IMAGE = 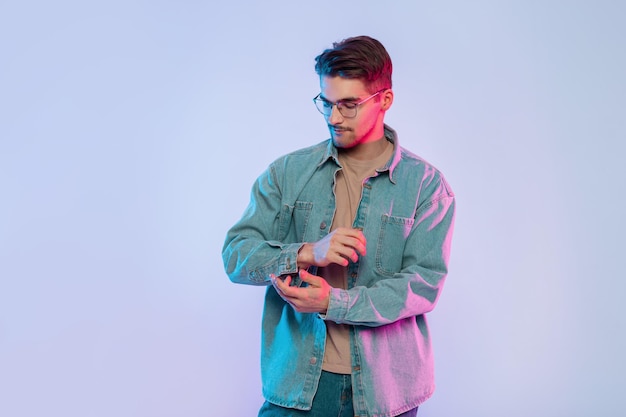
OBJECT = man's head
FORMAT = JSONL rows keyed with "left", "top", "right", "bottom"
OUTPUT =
{"left": 314, "top": 36, "right": 394, "bottom": 152}
{"left": 314, "top": 35, "right": 392, "bottom": 94}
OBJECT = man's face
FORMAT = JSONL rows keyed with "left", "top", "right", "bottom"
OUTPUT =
{"left": 319, "top": 76, "right": 389, "bottom": 149}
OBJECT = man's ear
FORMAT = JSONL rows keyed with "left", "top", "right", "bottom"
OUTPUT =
{"left": 381, "top": 89, "right": 394, "bottom": 111}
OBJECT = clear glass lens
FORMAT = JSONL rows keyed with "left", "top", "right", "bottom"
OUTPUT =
{"left": 314, "top": 97, "right": 333, "bottom": 116}
{"left": 337, "top": 102, "right": 358, "bottom": 118}
{"left": 313, "top": 96, "right": 358, "bottom": 118}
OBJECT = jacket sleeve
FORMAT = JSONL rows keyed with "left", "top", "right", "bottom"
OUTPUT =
{"left": 324, "top": 178, "right": 456, "bottom": 326}
{"left": 222, "top": 163, "right": 302, "bottom": 285}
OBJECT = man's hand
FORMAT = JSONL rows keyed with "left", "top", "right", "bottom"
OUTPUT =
{"left": 298, "top": 227, "right": 367, "bottom": 269}
{"left": 271, "top": 269, "right": 331, "bottom": 313}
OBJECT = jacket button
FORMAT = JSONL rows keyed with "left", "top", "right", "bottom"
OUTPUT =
{"left": 320, "top": 221, "right": 327, "bottom": 230}
{"left": 310, "top": 357, "right": 317, "bottom": 365}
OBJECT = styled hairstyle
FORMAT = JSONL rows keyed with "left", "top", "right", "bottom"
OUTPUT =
{"left": 314, "top": 36, "right": 393, "bottom": 93}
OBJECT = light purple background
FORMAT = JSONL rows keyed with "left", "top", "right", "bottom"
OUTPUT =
{"left": 1, "top": 1, "right": 624, "bottom": 416}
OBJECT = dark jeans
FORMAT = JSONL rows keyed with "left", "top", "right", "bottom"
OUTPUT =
{"left": 258, "top": 371, "right": 418, "bottom": 417}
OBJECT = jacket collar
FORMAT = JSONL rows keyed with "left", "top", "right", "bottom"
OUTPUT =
{"left": 319, "top": 124, "right": 400, "bottom": 184}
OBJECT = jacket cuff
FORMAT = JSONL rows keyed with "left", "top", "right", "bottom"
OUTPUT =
{"left": 249, "top": 242, "right": 303, "bottom": 283}
{"left": 322, "top": 287, "right": 349, "bottom": 323}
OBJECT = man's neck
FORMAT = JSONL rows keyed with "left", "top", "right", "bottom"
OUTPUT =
{"left": 339, "top": 136, "right": 389, "bottom": 161}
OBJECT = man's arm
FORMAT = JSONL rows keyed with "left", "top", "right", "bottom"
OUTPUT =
{"left": 270, "top": 227, "right": 368, "bottom": 312}
{"left": 323, "top": 191, "right": 456, "bottom": 327}
{"left": 269, "top": 187, "right": 455, "bottom": 324}
{"left": 222, "top": 164, "right": 302, "bottom": 285}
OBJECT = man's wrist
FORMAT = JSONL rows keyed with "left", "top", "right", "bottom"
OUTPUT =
{"left": 297, "top": 243, "right": 313, "bottom": 269}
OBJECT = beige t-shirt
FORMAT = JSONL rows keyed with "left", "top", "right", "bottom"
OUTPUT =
{"left": 321, "top": 140, "right": 393, "bottom": 374}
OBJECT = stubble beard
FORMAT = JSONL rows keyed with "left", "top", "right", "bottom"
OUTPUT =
{"left": 330, "top": 126, "right": 355, "bottom": 149}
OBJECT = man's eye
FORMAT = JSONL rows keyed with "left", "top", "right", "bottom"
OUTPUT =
{"left": 322, "top": 100, "right": 333, "bottom": 108}
{"left": 340, "top": 102, "right": 358, "bottom": 110}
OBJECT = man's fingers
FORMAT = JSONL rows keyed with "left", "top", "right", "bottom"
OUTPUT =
{"left": 271, "top": 271, "right": 331, "bottom": 314}
{"left": 335, "top": 233, "right": 367, "bottom": 256}
{"left": 299, "top": 269, "right": 321, "bottom": 286}
{"left": 341, "top": 228, "right": 367, "bottom": 246}
{"left": 271, "top": 274, "right": 292, "bottom": 297}
{"left": 310, "top": 227, "right": 368, "bottom": 267}
{"left": 334, "top": 243, "right": 363, "bottom": 264}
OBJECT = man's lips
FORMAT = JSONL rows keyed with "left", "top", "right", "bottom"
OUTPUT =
{"left": 330, "top": 126, "right": 351, "bottom": 133}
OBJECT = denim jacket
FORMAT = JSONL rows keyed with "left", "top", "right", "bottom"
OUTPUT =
{"left": 222, "top": 125, "right": 455, "bottom": 417}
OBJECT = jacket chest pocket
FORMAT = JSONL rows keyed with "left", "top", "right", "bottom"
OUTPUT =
{"left": 279, "top": 201, "right": 313, "bottom": 243}
{"left": 375, "top": 214, "right": 414, "bottom": 276}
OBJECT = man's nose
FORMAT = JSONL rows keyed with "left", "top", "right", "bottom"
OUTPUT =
{"left": 328, "top": 104, "right": 344, "bottom": 125}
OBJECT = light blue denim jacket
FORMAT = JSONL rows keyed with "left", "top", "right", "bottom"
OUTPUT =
{"left": 222, "top": 125, "right": 455, "bottom": 417}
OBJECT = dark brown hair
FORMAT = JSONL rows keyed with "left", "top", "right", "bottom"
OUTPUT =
{"left": 314, "top": 36, "right": 393, "bottom": 93}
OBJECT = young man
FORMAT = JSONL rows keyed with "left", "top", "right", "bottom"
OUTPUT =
{"left": 222, "top": 36, "right": 455, "bottom": 417}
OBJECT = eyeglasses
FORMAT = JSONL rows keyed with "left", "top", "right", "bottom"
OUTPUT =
{"left": 313, "top": 89, "right": 386, "bottom": 119}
